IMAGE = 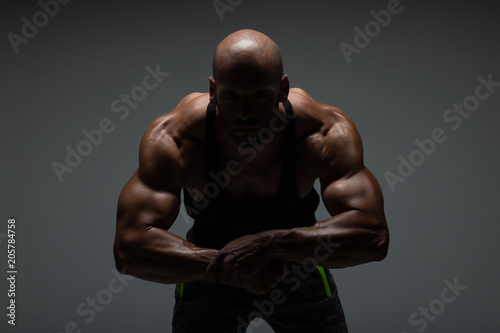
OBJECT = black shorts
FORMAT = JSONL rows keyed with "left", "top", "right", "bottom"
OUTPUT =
{"left": 172, "top": 263, "right": 348, "bottom": 333}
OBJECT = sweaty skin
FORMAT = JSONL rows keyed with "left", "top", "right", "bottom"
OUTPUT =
{"left": 113, "top": 29, "right": 389, "bottom": 295}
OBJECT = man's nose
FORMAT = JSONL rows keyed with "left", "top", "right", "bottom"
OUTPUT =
{"left": 236, "top": 108, "right": 254, "bottom": 121}
{"left": 237, "top": 112, "right": 252, "bottom": 121}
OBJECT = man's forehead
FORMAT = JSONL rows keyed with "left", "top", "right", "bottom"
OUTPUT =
{"left": 215, "top": 66, "right": 278, "bottom": 87}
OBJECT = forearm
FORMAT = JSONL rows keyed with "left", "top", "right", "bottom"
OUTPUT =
{"left": 115, "top": 226, "right": 218, "bottom": 284}
{"left": 265, "top": 210, "right": 389, "bottom": 268}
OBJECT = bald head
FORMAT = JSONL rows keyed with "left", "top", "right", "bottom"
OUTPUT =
{"left": 212, "top": 29, "right": 283, "bottom": 82}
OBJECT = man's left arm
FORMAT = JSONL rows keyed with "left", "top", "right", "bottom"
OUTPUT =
{"left": 206, "top": 109, "right": 389, "bottom": 286}
{"left": 267, "top": 166, "right": 389, "bottom": 268}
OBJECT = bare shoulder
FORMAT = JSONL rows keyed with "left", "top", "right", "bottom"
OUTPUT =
{"left": 288, "top": 88, "right": 364, "bottom": 180}
{"left": 145, "top": 92, "right": 209, "bottom": 143}
{"left": 138, "top": 92, "right": 210, "bottom": 190}
{"left": 288, "top": 88, "right": 354, "bottom": 134}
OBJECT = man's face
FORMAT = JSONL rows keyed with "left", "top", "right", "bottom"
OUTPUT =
{"left": 210, "top": 65, "right": 287, "bottom": 145}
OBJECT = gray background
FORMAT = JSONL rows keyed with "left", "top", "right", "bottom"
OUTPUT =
{"left": 1, "top": 0, "right": 499, "bottom": 332}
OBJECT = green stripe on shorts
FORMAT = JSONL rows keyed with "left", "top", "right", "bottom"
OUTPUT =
{"left": 177, "top": 267, "right": 331, "bottom": 299}
{"left": 317, "top": 266, "right": 332, "bottom": 297}
{"left": 177, "top": 282, "right": 184, "bottom": 299}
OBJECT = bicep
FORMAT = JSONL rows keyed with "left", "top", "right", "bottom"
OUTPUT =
{"left": 113, "top": 169, "right": 182, "bottom": 273}
{"left": 116, "top": 124, "right": 184, "bottom": 235}
{"left": 116, "top": 171, "right": 181, "bottom": 233}
{"left": 317, "top": 111, "right": 385, "bottom": 224}
{"left": 320, "top": 167, "right": 385, "bottom": 220}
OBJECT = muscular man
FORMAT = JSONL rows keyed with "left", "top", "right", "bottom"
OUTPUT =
{"left": 114, "top": 29, "right": 389, "bottom": 332}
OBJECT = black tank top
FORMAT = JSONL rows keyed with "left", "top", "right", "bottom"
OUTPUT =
{"left": 183, "top": 100, "right": 320, "bottom": 250}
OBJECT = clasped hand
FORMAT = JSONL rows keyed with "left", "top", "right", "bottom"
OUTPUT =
{"left": 205, "top": 233, "right": 287, "bottom": 295}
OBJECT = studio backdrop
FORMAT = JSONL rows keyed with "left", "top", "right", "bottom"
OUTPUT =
{"left": 1, "top": 0, "right": 499, "bottom": 332}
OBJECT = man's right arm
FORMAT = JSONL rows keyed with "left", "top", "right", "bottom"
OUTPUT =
{"left": 113, "top": 117, "right": 217, "bottom": 284}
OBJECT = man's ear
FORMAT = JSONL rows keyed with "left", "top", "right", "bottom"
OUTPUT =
{"left": 209, "top": 77, "right": 217, "bottom": 104}
{"left": 279, "top": 75, "right": 290, "bottom": 102}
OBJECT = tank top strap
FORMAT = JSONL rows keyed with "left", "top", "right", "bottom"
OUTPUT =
{"left": 205, "top": 102, "right": 220, "bottom": 175}
{"left": 278, "top": 100, "right": 300, "bottom": 198}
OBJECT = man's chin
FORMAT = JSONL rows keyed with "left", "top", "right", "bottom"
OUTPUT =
{"left": 231, "top": 133, "right": 260, "bottom": 147}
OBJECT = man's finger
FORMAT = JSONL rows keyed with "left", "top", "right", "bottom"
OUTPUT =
{"left": 205, "top": 253, "right": 225, "bottom": 282}
{"left": 214, "top": 253, "right": 239, "bottom": 284}
{"left": 228, "top": 262, "right": 243, "bottom": 287}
